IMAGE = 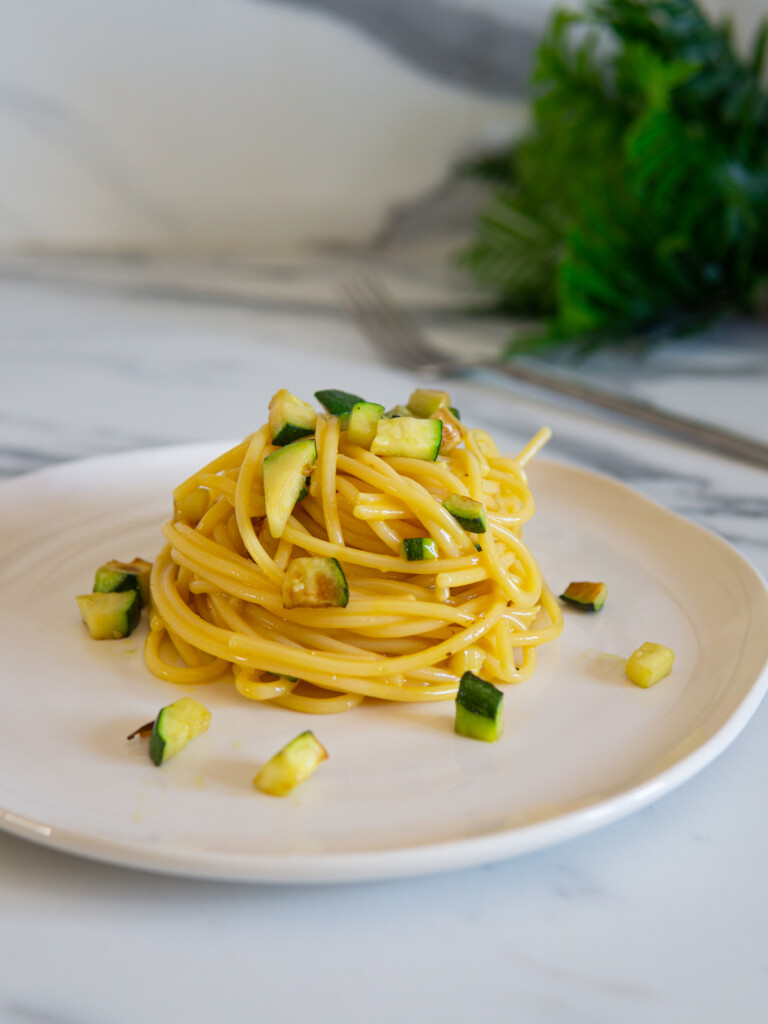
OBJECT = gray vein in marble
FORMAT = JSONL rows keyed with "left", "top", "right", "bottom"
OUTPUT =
{"left": 0, "top": 412, "right": 165, "bottom": 479}
{"left": 4, "top": 1004, "right": 96, "bottom": 1024}
{"left": 0, "top": 82, "right": 183, "bottom": 237}
{"left": 254, "top": 0, "right": 537, "bottom": 97}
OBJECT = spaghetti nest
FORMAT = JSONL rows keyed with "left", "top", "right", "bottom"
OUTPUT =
{"left": 145, "top": 390, "right": 563, "bottom": 713}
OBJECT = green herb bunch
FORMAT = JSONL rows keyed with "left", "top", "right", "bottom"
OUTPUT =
{"left": 459, "top": 0, "right": 768, "bottom": 354}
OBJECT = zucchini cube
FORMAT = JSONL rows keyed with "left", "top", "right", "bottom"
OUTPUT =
{"left": 401, "top": 537, "right": 438, "bottom": 561}
{"left": 625, "top": 642, "right": 675, "bottom": 688}
{"left": 369, "top": 417, "right": 442, "bottom": 461}
{"left": 315, "top": 389, "right": 366, "bottom": 428}
{"left": 442, "top": 494, "right": 487, "bottom": 534}
{"left": 254, "top": 731, "right": 328, "bottom": 796}
{"left": 455, "top": 671, "right": 504, "bottom": 742}
{"left": 407, "top": 388, "right": 451, "bottom": 418}
{"left": 347, "top": 401, "right": 385, "bottom": 448}
{"left": 560, "top": 581, "right": 608, "bottom": 611}
{"left": 76, "top": 589, "right": 141, "bottom": 640}
{"left": 268, "top": 388, "right": 317, "bottom": 446}
{"left": 149, "top": 697, "right": 212, "bottom": 765}
{"left": 93, "top": 557, "right": 152, "bottom": 607}
{"left": 282, "top": 556, "right": 349, "bottom": 608}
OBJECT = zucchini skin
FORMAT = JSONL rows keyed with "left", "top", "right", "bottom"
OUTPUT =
{"left": 401, "top": 537, "right": 438, "bottom": 561}
{"left": 76, "top": 590, "right": 141, "bottom": 640}
{"left": 455, "top": 671, "right": 504, "bottom": 742}
{"left": 269, "top": 389, "right": 317, "bottom": 446}
{"left": 314, "top": 389, "right": 365, "bottom": 419}
{"left": 560, "top": 581, "right": 608, "bottom": 611}
{"left": 149, "top": 697, "right": 212, "bottom": 765}
{"left": 93, "top": 557, "right": 152, "bottom": 607}
{"left": 442, "top": 494, "right": 488, "bottom": 534}
{"left": 282, "top": 556, "right": 349, "bottom": 608}
{"left": 272, "top": 422, "right": 315, "bottom": 447}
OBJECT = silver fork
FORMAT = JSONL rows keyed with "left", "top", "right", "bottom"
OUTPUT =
{"left": 340, "top": 276, "right": 768, "bottom": 470}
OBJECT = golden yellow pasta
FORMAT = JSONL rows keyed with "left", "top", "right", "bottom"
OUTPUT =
{"left": 145, "top": 389, "right": 563, "bottom": 713}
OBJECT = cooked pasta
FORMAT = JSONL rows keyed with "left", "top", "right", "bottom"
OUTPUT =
{"left": 145, "top": 389, "right": 563, "bottom": 713}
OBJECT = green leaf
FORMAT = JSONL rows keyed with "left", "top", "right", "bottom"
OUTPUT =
{"left": 458, "top": 0, "right": 768, "bottom": 353}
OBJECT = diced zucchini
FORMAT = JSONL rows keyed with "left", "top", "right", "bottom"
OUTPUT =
{"left": 625, "top": 642, "right": 675, "bottom": 688}
{"left": 268, "top": 389, "right": 317, "bottom": 446}
{"left": 449, "top": 406, "right": 461, "bottom": 421}
{"left": 262, "top": 436, "right": 318, "bottom": 538}
{"left": 560, "top": 581, "right": 608, "bottom": 611}
{"left": 407, "top": 388, "right": 451, "bottom": 418}
{"left": 149, "top": 696, "right": 211, "bottom": 765}
{"left": 93, "top": 557, "right": 152, "bottom": 607}
{"left": 174, "top": 487, "right": 211, "bottom": 526}
{"left": 76, "top": 590, "right": 141, "bottom": 640}
{"left": 346, "top": 401, "right": 384, "bottom": 448}
{"left": 401, "top": 537, "right": 438, "bottom": 561}
{"left": 442, "top": 494, "right": 487, "bottom": 533}
{"left": 315, "top": 389, "right": 365, "bottom": 427}
{"left": 254, "top": 730, "right": 328, "bottom": 796}
{"left": 383, "top": 404, "right": 414, "bottom": 418}
{"left": 455, "top": 671, "right": 504, "bottom": 742}
{"left": 282, "top": 556, "right": 349, "bottom": 608}
{"left": 369, "top": 416, "right": 442, "bottom": 460}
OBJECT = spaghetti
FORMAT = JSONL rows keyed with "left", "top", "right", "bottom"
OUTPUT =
{"left": 145, "top": 390, "right": 563, "bottom": 713}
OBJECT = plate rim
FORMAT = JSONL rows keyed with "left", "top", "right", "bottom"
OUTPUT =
{"left": 1, "top": 443, "right": 767, "bottom": 883}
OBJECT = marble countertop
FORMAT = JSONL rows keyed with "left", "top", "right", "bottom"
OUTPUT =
{"left": 1, "top": 253, "right": 768, "bottom": 1023}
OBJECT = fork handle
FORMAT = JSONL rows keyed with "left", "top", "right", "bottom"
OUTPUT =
{"left": 466, "top": 360, "right": 768, "bottom": 470}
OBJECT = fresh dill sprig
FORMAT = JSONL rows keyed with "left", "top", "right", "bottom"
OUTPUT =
{"left": 459, "top": 0, "right": 768, "bottom": 355}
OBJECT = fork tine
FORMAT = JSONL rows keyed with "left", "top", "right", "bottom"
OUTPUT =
{"left": 339, "top": 277, "right": 456, "bottom": 376}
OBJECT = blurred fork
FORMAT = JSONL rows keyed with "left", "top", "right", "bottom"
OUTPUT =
{"left": 340, "top": 276, "right": 768, "bottom": 470}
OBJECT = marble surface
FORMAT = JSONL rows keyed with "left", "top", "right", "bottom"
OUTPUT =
{"left": 1, "top": 253, "right": 768, "bottom": 1022}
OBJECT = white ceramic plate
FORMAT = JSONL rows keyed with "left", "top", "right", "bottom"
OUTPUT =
{"left": 1, "top": 444, "right": 766, "bottom": 883}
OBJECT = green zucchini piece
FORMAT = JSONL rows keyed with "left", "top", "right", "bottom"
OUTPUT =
{"left": 407, "top": 388, "right": 451, "bottom": 418}
{"left": 282, "top": 556, "right": 349, "bottom": 608}
{"left": 76, "top": 590, "right": 141, "bottom": 640}
{"left": 455, "top": 671, "right": 504, "bottom": 742}
{"left": 346, "top": 401, "right": 385, "bottom": 447}
{"left": 401, "top": 537, "right": 438, "bottom": 561}
{"left": 93, "top": 558, "right": 152, "bottom": 608}
{"left": 149, "top": 696, "right": 212, "bottom": 765}
{"left": 383, "top": 404, "right": 413, "bottom": 418}
{"left": 560, "top": 581, "right": 608, "bottom": 611}
{"left": 369, "top": 416, "right": 442, "bottom": 460}
{"left": 174, "top": 487, "right": 211, "bottom": 526}
{"left": 262, "top": 436, "right": 318, "bottom": 538}
{"left": 442, "top": 494, "right": 487, "bottom": 533}
{"left": 449, "top": 406, "right": 461, "bottom": 421}
{"left": 315, "top": 389, "right": 366, "bottom": 427}
{"left": 268, "top": 389, "right": 317, "bottom": 446}
{"left": 254, "top": 730, "right": 328, "bottom": 797}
